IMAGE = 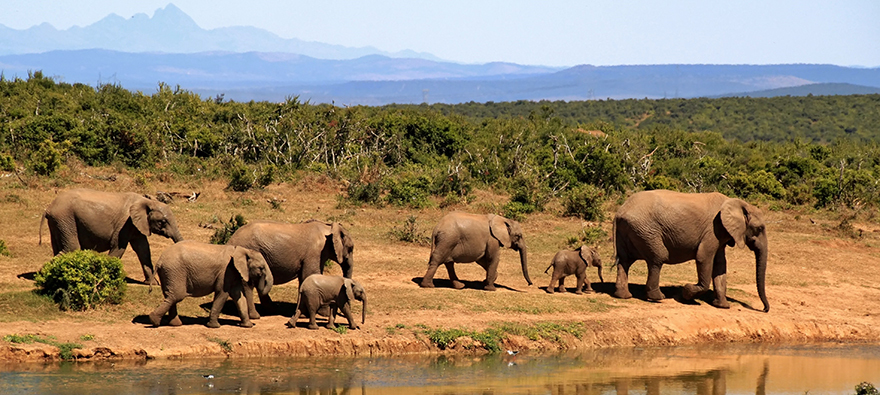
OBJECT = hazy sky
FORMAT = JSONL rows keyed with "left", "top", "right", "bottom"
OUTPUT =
{"left": 1, "top": 1, "right": 878, "bottom": 67}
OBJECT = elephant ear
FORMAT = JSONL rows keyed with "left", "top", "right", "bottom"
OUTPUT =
{"left": 720, "top": 199, "right": 748, "bottom": 247}
{"left": 231, "top": 247, "right": 250, "bottom": 284}
{"left": 590, "top": 248, "right": 602, "bottom": 267}
{"left": 129, "top": 199, "right": 152, "bottom": 236}
{"left": 577, "top": 246, "right": 589, "bottom": 264}
{"left": 488, "top": 215, "right": 511, "bottom": 247}
{"left": 343, "top": 278, "right": 355, "bottom": 302}
{"left": 330, "top": 222, "right": 350, "bottom": 262}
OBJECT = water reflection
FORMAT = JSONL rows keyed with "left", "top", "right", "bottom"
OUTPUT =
{"left": 1, "top": 343, "right": 879, "bottom": 394}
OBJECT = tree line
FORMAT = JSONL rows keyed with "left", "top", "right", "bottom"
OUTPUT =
{"left": 1, "top": 71, "right": 879, "bottom": 221}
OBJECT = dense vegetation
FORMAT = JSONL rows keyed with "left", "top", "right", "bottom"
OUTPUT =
{"left": 2, "top": 71, "right": 879, "bottom": 219}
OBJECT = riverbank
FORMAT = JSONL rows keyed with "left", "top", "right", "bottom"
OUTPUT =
{"left": 1, "top": 175, "right": 880, "bottom": 362}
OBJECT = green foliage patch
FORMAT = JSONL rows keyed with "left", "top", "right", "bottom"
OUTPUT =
{"left": 209, "top": 214, "right": 247, "bottom": 244}
{"left": 3, "top": 333, "right": 83, "bottom": 360}
{"left": 34, "top": 250, "right": 126, "bottom": 311}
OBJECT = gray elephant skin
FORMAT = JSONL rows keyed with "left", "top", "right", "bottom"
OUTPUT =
{"left": 41, "top": 188, "right": 183, "bottom": 284}
{"left": 226, "top": 219, "right": 354, "bottom": 316}
{"left": 149, "top": 240, "right": 273, "bottom": 328}
{"left": 286, "top": 274, "right": 366, "bottom": 330}
{"left": 613, "top": 189, "right": 769, "bottom": 312}
{"left": 420, "top": 212, "right": 532, "bottom": 291}
{"left": 544, "top": 245, "right": 604, "bottom": 294}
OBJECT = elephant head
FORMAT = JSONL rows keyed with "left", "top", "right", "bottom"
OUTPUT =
{"left": 326, "top": 222, "right": 355, "bottom": 278}
{"left": 721, "top": 199, "right": 769, "bottom": 312}
{"left": 343, "top": 278, "right": 366, "bottom": 324}
{"left": 228, "top": 246, "right": 274, "bottom": 297}
{"left": 131, "top": 197, "right": 184, "bottom": 243}
{"left": 489, "top": 215, "right": 532, "bottom": 286}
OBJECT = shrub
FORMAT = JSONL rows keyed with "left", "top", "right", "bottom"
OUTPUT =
{"left": 346, "top": 180, "right": 382, "bottom": 205}
{"left": 566, "top": 224, "right": 608, "bottom": 248}
{"left": 30, "top": 139, "right": 69, "bottom": 176}
{"left": 0, "top": 153, "right": 15, "bottom": 171}
{"left": 0, "top": 240, "right": 11, "bottom": 257}
{"left": 210, "top": 214, "right": 247, "bottom": 244}
{"left": 384, "top": 173, "right": 432, "bottom": 208}
{"left": 390, "top": 215, "right": 431, "bottom": 245}
{"left": 561, "top": 184, "right": 606, "bottom": 221}
{"left": 34, "top": 250, "right": 126, "bottom": 311}
{"left": 227, "top": 161, "right": 255, "bottom": 192}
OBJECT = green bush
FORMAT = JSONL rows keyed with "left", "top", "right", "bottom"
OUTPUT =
{"left": 227, "top": 161, "right": 256, "bottom": 192}
{"left": 346, "top": 180, "right": 382, "bottom": 205}
{"left": 384, "top": 173, "right": 432, "bottom": 208}
{"left": 0, "top": 240, "right": 11, "bottom": 257}
{"left": 0, "top": 153, "right": 15, "bottom": 171}
{"left": 29, "top": 139, "right": 69, "bottom": 176}
{"left": 561, "top": 184, "right": 606, "bottom": 221}
{"left": 390, "top": 215, "right": 431, "bottom": 245}
{"left": 210, "top": 214, "right": 247, "bottom": 244}
{"left": 34, "top": 250, "right": 126, "bottom": 311}
{"left": 566, "top": 224, "right": 608, "bottom": 248}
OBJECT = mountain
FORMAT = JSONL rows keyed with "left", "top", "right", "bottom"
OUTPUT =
{"left": 2, "top": 50, "right": 878, "bottom": 104}
{"left": 0, "top": 4, "right": 440, "bottom": 61}
{"left": 715, "top": 82, "right": 880, "bottom": 98}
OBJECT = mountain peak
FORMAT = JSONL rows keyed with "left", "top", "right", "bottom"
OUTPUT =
{"left": 151, "top": 3, "right": 200, "bottom": 30}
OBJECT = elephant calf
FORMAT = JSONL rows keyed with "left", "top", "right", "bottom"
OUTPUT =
{"left": 286, "top": 275, "right": 366, "bottom": 330}
{"left": 149, "top": 241, "right": 273, "bottom": 328}
{"left": 544, "top": 245, "right": 604, "bottom": 294}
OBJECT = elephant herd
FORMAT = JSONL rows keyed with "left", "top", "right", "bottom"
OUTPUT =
{"left": 38, "top": 187, "right": 769, "bottom": 331}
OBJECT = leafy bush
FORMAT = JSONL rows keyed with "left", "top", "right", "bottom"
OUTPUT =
{"left": 566, "top": 224, "right": 608, "bottom": 248}
{"left": 384, "top": 173, "right": 432, "bottom": 208}
{"left": 0, "top": 153, "right": 15, "bottom": 171}
{"left": 227, "top": 161, "right": 256, "bottom": 192}
{"left": 390, "top": 215, "right": 431, "bottom": 245}
{"left": 0, "top": 240, "right": 11, "bottom": 257}
{"left": 346, "top": 180, "right": 382, "bottom": 205}
{"left": 210, "top": 214, "right": 247, "bottom": 244}
{"left": 30, "top": 139, "right": 69, "bottom": 176}
{"left": 34, "top": 250, "right": 126, "bottom": 311}
{"left": 562, "top": 184, "right": 606, "bottom": 221}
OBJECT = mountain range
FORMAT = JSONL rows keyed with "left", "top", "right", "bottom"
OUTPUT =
{"left": 1, "top": 4, "right": 878, "bottom": 105}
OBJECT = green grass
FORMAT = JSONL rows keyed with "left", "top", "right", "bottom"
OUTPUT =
{"left": 207, "top": 336, "right": 233, "bottom": 352}
{"left": 2, "top": 333, "right": 83, "bottom": 360}
{"left": 421, "top": 321, "right": 592, "bottom": 353}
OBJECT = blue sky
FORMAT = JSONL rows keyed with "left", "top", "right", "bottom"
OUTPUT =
{"left": 2, "top": 1, "right": 878, "bottom": 67}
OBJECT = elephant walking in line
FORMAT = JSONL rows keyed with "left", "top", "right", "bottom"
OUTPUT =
{"left": 149, "top": 241, "right": 273, "bottom": 328}
{"left": 286, "top": 274, "right": 366, "bottom": 330}
{"left": 41, "top": 188, "right": 184, "bottom": 284}
{"left": 420, "top": 212, "right": 532, "bottom": 291}
{"left": 226, "top": 219, "right": 354, "bottom": 317}
{"left": 612, "top": 189, "right": 769, "bottom": 312}
{"left": 544, "top": 245, "right": 604, "bottom": 294}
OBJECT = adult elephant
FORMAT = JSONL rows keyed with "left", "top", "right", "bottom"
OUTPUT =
{"left": 226, "top": 219, "right": 354, "bottom": 317}
{"left": 612, "top": 189, "right": 769, "bottom": 312}
{"left": 419, "top": 212, "right": 532, "bottom": 291}
{"left": 41, "top": 188, "right": 183, "bottom": 284}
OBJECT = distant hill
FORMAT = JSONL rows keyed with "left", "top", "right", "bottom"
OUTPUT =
{"left": 716, "top": 82, "right": 880, "bottom": 98}
{"left": 0, "top": 3, "right": 439, "bottom": 61}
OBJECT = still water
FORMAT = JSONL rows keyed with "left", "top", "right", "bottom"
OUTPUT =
{"left": 1, "top": 343, "right": 879, "bottom": 394}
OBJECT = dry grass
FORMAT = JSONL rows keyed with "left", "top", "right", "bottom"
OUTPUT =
{"left": 2, "top": 165, "right": 880, "bottom": 333}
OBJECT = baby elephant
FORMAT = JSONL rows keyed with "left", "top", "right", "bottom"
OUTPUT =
{"left": 286, "top": 275, "right": 366, "bottom": 330}
{"left": 149, "top": 241, "right": 273, "bottom": 328}
{"left": 545, "top": 245, "right": 604, "bottom": 294}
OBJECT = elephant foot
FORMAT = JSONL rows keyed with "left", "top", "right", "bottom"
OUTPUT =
{"left": 206, "top": 320, "right": 221, "bottom": 329}
{"left": 326, "top": 323, "right": 336, "bottom": 330}
{"left": 169, "top": 317, "right": 182, "bottom": 327}
{"left": 419, "top": 280, "right": 435, "bottom": 288}
{"left": 546, "top": 288, "right": 555, "bottom": 294}
{"left": 349, "top": 324, "right": 359, "bottom": 330}
{"left": 681, "top": 284, "right": 706, "bottom": 300}
{"left": 484, "top": 284, "right": 497, "bottom": 292}
{"left": 574, "top": 290, "right": 583, "bottom": 295}
{"left": 613, "top": 288, "right": 632, "bottom": 299}
{"left": 584, "top": 288, "right": 594, "bottom": 294}
{"left": 285, "top": 320, "right": 297, "bottom": 328}
{"left": 307, "top": 323, "right": 320, "bottom": 330}
{"left": 249, "top": 312, "right": 261, "bottom": 320}
{"left": 148, "top": 313, "right": 162, "bottom": 327}
{"left": 451, "top": 280, "right": 465, "bottom": 290}
{"left": 646, "top": 288, "right": 665, "bottom": 301}
{"left": 712, "top": 298, "right": 731, "bottom": 309}
{"left": 240, "top": 321, "right": 255, "bottom": 328}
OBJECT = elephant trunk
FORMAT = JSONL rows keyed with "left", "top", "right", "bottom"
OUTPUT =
{"left": 753, "top": 235, "right": 769, "bottom": 313}
{"left": 341, "top": 257, "right": 353, "bottom": 278}
{"left": 361, "top": 295, "right": 367, "bottom": 325}
{"left": 597, "top": 265, "right": 605, "bottom": 284}
{"left": 169, "top": 228, "right": 183, "bottom": 243}
{"left": 519, "top": 246, "right": 532, "bottom": 286}
{"left": 260, "top": 270, "right": 274, "bottom": 297}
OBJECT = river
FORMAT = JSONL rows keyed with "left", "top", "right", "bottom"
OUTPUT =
{"left": 1, "top": 343, "right": 879, "bottom": 394}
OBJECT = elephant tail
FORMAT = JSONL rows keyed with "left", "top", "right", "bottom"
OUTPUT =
{"left": 544, "top": 264, "right": 553, "bottom": 274}
{"left": 610, "top": 217, "right": 619, "bottom": 271}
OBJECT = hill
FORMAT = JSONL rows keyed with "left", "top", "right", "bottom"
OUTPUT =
{"left": 717, "top": 82, "right": 880, "bottom": 98}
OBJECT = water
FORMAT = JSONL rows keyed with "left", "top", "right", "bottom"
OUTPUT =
{"left": 1, "top": 343, "right": 879, "bottom": 394}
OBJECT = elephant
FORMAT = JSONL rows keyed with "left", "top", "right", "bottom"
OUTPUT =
{"left": 148, "top": 240, "right": 273, "bottom": 328}
{"left": 226, "top": 219, "right": 354, "bottom": 317}
{"left": 612, "top": 189, "right": 769, "bottom": 312}
{"left": 544, "top": 245, "right": 604, "bottom": 294}
{"left": 285, "top": 274, "right": 366, "bottom": 330}
{"left": 420, "top": 212, "right": 532, "bottom": 291}
{"left": 40, "top": 188, "right": 183, "bottom": 284}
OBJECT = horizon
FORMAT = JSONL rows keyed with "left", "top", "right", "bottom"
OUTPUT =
{"left": 1, "top": 1, "right": 878, "bottom": 68}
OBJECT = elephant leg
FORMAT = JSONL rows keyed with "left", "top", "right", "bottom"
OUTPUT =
{"left": 168, "top": 303, "right": 182, "bottom": 326}
{"left": 207, "top": 291, "right": 230, "bottom": 328}
{"left": 306, "top": 299, "right": 320, "bottom": 330}
{"left": 229, "top": 287, "right": 254, "bottom": 328}
{"left": 683, "top": 255, "right": 714, "bottom": 300}
{"left": 711, "top": 250, "right": 730, "bottom": 309}
{"left": 340, "top": 302, "right": 359, "bottom": 330}
{"left": 445, "top": 263, "right": 465, "bottom": 289}
{"left": 614, "top": 258, "right": 635, "bottom": 299}
{"left": 482, "top": 256, "right": 499, "bottom": 291}
{"left": 557, "top": 277, "right": 566, "bottom": 293}
{"left": 326, "top": 305, "right": 337, "bottom": 329}
{"left": 149, "top": 297, "right": 182, "bottom": 327}
{"left": 645, "top": 262, "right": 665, "bottom": 301}
{"left": 129, "top": 235, "right": 154, "bottom": 285}
{"left": 547, "top": 269, "right": 559, "bottom": 294}
{"left": 286, "top": 304, "right": 303, "bottom": 328}
{"left": 243, "top": 284, "right": 260, "bottom": 320}
{"left": 578, "top": 272, "right": 590, "bottom": 294}
{"left": 420, "top": 248, "right": 449, "bottom": 288}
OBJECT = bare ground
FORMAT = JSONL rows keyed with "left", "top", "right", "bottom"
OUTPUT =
{"left": 1, "top": 170, "right": 879, "bottom": 362}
